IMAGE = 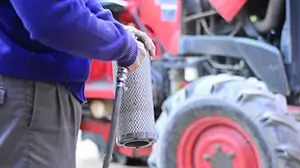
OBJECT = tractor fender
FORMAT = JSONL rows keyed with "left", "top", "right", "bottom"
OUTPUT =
{"left": 148, "top": 74, "right": 300, "bottom": 168}
{"left": 178, "top": 35, "right": 290, "bottom": 95}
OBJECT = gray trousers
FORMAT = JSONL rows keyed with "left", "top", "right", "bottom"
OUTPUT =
{"left": 0, "top": 75, "right": 82, "bottom": 168}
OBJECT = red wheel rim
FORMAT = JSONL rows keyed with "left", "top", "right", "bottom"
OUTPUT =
{"left": 177, "top": 116, "right": 261, "bottom": 168}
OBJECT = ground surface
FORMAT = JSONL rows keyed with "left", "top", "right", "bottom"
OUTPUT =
{"left": 76, "top": 131, "right": 147, "bottom": 168}
{"left": 77, "top": 157, "right": 145, "bottom": 168}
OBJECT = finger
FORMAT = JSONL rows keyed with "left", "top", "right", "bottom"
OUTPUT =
{"left": 142, "top": 36, "right": 156, "bottom": 56}
{"left": 131, "top": 30, "right": 151, "bottom": 47}
{"left": 146, "top": 40, "right": 156, "bottom": 56}
{"left": 137, "top": 41, "right": 148, "bottom": 56}
{"left": 138, "top": 34, "right": 151, "bottom": 48}
{"left": 138, "top": 36, "right": 156, "bottom": 56}
{"left": 129, "top": 28, "right": 156, "bottom": 55}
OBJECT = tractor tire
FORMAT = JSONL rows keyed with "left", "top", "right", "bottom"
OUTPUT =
{"left": 157, "top": 74, "right": 300, "bottom": 168}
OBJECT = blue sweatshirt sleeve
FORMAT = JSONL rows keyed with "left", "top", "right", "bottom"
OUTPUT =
{"left": 9, "top": 0, "right": 138, "bottom": 67}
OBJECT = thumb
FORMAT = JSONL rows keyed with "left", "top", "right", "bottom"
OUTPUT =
{"left": 137, "top": 41, "right": 148, "bottom": 60}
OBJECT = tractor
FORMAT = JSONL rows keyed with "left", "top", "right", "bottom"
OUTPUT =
{"left": 80, "top": 0, "right": 300, "bottom": 167}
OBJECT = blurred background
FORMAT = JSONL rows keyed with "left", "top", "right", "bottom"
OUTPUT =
{"left": 78, "top": 0, "right": 300, "bottom": 168}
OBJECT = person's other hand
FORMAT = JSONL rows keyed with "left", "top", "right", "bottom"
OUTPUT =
{"left": 125, "top": 26, "right": 156, "bottom": 57}
{"left": 127, "top": 41, "right": 148, "bottom": 72}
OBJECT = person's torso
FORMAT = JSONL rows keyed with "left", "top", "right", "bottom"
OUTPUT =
{"left": 0, "top": 1, "right": 91, "bottom": 102}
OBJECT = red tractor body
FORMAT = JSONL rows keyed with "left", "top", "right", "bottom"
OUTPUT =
{"left": 85, "top": 61, "right": 114, "bottom": 99}
{"left": 209, "top": 0, "right": 246, "bottom": 22}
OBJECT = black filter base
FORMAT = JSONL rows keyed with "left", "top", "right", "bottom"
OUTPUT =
{"left": 116, "top": 132, "right": 157, "bottom": 148}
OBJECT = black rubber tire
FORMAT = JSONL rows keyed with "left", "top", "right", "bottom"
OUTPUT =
{"left": 158, "top": 74, "right": 300, "bottom": 168}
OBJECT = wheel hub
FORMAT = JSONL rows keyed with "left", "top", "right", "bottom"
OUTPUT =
{"left": 177, "top": 116, "right": 261, "bottom": 168}
{"left": 205, "top": 145, "right": 234, "bottom": 168}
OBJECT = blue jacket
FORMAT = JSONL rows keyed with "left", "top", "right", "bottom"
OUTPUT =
{"left": 0, "top": 0, "right": 137, "bottom": 102}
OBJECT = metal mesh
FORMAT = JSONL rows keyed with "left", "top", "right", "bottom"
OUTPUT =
{"left": 117, "top": 55, "right": 156, "bottom": 143}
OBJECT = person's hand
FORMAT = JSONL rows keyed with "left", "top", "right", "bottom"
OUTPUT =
{"left": 125, "top": 26, "right": 156, "bottom": 56}
{"left": 127, "top": 41, "right": 148, "bottom": 72}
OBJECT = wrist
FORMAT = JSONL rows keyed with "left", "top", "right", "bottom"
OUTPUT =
{"left": 117, "top": 35, "right": 138, "bottom": 67}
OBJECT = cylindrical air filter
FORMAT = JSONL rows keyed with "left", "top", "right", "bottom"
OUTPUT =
{"left": 116, "top": 54, "right": 157, "bottom": 148}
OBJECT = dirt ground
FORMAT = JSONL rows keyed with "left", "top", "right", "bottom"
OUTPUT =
{"left": 77, "top": 158, "right": 146, "bottom": 168}
{"left": 76, "top": 131, "right": 147, "bottom": 168}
